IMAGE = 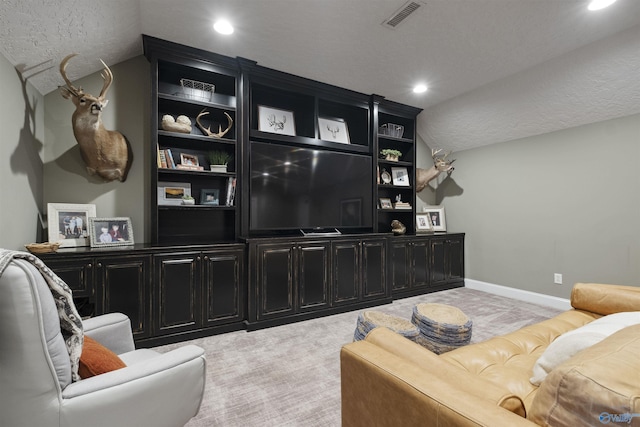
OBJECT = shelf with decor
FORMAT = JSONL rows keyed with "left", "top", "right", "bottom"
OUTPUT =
{"left": 145, "top": 36, "right": 240, "bottom": 245}
{"left": 373, "top": 97, "right": 422, "bottom": 235}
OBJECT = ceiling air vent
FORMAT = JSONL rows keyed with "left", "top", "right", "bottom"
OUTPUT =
{"left": 382, "top": 1, "right": 423, "bottom": 29}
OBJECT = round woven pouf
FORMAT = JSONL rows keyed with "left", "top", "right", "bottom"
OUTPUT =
{"left": 411, "top": 303, "right": 472, "bottom": 354}
{"left": 353, "top": 310, "right": 420, "bottom": 342}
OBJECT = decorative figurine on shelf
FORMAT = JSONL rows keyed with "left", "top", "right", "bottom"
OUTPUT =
{"left": 59, "top": 53, "right": 133, "bottom": 182}
{"left": 391, "top": 220, "right": 407, "bottom": 235}
{"left": 416, "top": 148, "right": 456, "bottom": 192}
{"left": 196, "top": 108, "right": 233, "bottom": 138}
{"left": 394, "top": 194, "right": 412, "bottom": 210}
{"left": 161, "top": 114, "right": 192, "bottom": 133}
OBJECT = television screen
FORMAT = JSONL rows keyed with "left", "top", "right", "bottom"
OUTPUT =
{"left": 250, "top": 142, "right": 373, "bottom": 232}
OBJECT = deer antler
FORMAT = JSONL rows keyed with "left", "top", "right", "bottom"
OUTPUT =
{"left": 59, "top": 53, "right": 83, "bottom": 98}
{"left": 98, "top": 59, "right": 113, "bottom": 100}
{"left": 196, "top": 109, "right": 233, "bottom": 138}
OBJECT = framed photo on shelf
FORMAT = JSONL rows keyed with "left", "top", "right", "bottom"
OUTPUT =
{"left": 200, "top": 189, "right": 220, "bottom": 206}
{"left": 379, "top": 198, "right": 393, "bottom": 209}
{"left": 423, "top": 205, "right": 447, "bottom": 232}
{"left": 89, "top": 217, "right": 134, "bottom": 248}
{"left": 180, "top": 153, "right": 199, "bottom": 167}
{"left": 416, "top": 213, "right": 433, "bottom": 233}
{"left": 258, "top": 105, "right": 296, "bottom": 136}
{"left": 157, "top": 182, "right": 191, "bottom": 206}
{"left": 318, "top": 117, "right": 350, "bottom": 144}
{"left": 391, "top": 167, "right": 410, "bottom": 186}
{"left": 47, "top": 203, "right": 96, "bottom": 248}
{"left": 380, "top": 168, "right": 392, "bottom": 185}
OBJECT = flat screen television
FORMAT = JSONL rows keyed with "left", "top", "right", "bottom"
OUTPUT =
{"left": 250, "top": 141, "right": 373, "bottom": 233}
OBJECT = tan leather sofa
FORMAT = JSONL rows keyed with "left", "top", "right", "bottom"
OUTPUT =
{"left": 341, "top": 283, "right": 640, "bottom": 426}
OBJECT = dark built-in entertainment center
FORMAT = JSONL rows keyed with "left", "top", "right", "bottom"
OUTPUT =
{"left": 39, "top": 36, "right": 464, "bottom": 347}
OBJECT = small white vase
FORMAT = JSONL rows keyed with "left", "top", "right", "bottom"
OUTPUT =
{"left": 181, "top": 199, "right": 195, "bottom": 205}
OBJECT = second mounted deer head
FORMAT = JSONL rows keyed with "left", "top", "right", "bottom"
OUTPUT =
{"left": 416, "top": 148, "right": 456, "bottom": 192}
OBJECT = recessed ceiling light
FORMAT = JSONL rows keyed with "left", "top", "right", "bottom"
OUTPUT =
{"left": 588, "top": 0, "right": 617, "bottom": 11}
{"left": 213, "top": 19, "right": 234, "bottom": 35}
{"left": 413, "top": 84, "right": 428, "bottom": 94}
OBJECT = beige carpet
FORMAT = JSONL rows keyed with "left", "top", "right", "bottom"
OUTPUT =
{"left": 154, "top": 287, "right": 563, "bottom": 427}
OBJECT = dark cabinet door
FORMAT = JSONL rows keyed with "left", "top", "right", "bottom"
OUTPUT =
{"left": 202, "top": 248, "right": 244, "bottom": 326}
{"left": 154, "top": 253, "right": 200, "bottom": 335}
{"left": 447, "top": 237, "right": 465, "bottom": 283}
{"left": 298, "top": 243, "right": 330, "bottom": 311}
{"left": 97, "top": 255, "right": 150, "bottom": 339}
{"left": 332, "top": 241, "right": 360, "bottom": 305}
{"left": 255, "top": 244, "right": 295, "bottom": 321}
{"left": 362, "top": 239, "right": 387, "bottom": 299}
{"left": 44, "top": 257, "right": 95, "bottom": 317}
{"left": 391, "top": 241, "right": 410, "bottom": 291}
{"left": 412, "top": 240, "right": 430, "bottom": 288}
{"left": 430, "top": 238, "right": 447, "bottom": 286}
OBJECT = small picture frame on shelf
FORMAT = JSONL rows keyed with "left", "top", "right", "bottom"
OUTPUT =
{"left": 379, "top": 198, "right": 393, "bottom": 209}
{"left": 200, "top": 189, "right": 220, "bottom": 206}
{"left": 318, "top": 117, "right": 350, "bottom": 144}
{"left": 391, "top": 167, "right": 410, "bottom": 186}
{"left": 89, "top": 217, "right": 134, "bottom": 248}
{"left": 423, "top": 205, "right": 447, "bottom": 232}
{"left": 258, "top": 105, "right": 296, "bottom": 136}
{"left": 157, "top": 182, "right": 191, "bottom": 206}
{"left": 380, "top": 168, "right": 392, "bottom": 185}
{"left": 180, "top": 153, "right": 199, "bottom": 166}
{"left": 416, "top": 213, "right": 433, "bottom": 233}
{"left": 47, "top": 203, "right": 96, "bottom": 248}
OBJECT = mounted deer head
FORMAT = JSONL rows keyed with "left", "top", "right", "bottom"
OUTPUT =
{"left": 59, "top": 53, "right": 132, "bottom": 182}
{"left": 416, "top": 148, "right": 456, "bottom": 192}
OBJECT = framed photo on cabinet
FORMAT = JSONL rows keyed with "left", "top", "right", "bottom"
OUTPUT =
{"left": 416, "top": 213, "right": 433, "bottom": 233}
{"left": 258, "top": 105, "right": 296, "bottom": 136}
{"left": 423, "top": 205, "right": 447, "bottom": 232}
{"left": 391, "top": 167, "right": 410, "bottom": 186}
{"left": 47, "top": 203, "right": 96, "bottom": 248}
{"left": 89, "top": 217, "right": 134, "bottom": 248}
{"left": 318, "top": 117, "right": 350, "bottom": 144}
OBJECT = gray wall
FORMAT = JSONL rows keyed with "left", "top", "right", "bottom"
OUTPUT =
{"left": 43, "top": 56, "right": 150, "bottom": 244}
{"left": 0, "top": 52, "right": 45, "bottom": 250}
{"left": 436, "top": 113, "right": 640, "bottom": 297}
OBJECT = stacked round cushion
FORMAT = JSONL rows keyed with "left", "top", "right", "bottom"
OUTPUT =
{"left": 353, "top": 310, "right": 420, "bottom": 342}
{"left": 411, "top": 303, "right": 472, "bottom": 354}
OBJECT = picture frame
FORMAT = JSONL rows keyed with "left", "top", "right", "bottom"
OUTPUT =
{"left": 89, "top": 217, "right": 134, "bottom": 247}
{"left": 416, "top": 213, "right": 433, "bottom": 233}
{"left": 423, "top": 205, "right": 447, "bottom": 232}
{"left": 200, "top": 188, "right": 220, "bottom": 206}
{"left": 47, "top": 203, "right": 96, "bottom": 248}
{"left": 258, "top": 105, "right": 296, "bottom": 136}
{"left": 318, "top": 117, "right": 350, "bottom": 144}
{"left": 180, "top": 153, "right": 199, "bottom": 167}
{"left": 379, "top": 198, "right": 393, "bottom": 209}
{"left": 391, "top": 167, "right": 410, "bottom": 186}
{"left": 157, "top": 182, "right": 191, "bottom": 206}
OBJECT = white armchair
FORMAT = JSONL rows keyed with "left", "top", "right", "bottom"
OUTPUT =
{"left": 0, "top": 257, "right": 206, "bottom": 427}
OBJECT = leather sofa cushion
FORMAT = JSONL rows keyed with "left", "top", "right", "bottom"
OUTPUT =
{"left": 79, "top": 336, "right": 126, "bottom": 379}
{"left": 528, "top": 324, "right": 640, "bottom": 426}
{"left": 441, "top": 309, "right": 599, "bottom": 410}
{"left": 364, "top": 327, "right": 527, "bottom": 416}
{"left": 571, "top": 282, "right": 640, "bottom": 315}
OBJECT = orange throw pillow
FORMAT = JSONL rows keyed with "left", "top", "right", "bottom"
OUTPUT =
{"left": 78, "top": 336, "right": 126, "bottom": 379}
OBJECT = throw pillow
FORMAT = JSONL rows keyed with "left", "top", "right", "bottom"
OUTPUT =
{"left": 528, "top": 324, "right": 640, "bottom": 426}
{"left": 79, "top": 336, "right": 127, "bottom": 379}
{"left": 530, "top": 311, "right": 640, "bottom": 385}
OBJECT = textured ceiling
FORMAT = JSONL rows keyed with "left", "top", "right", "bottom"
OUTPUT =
{"left": 1, "top": 0, "right": 639, "bottom": 151}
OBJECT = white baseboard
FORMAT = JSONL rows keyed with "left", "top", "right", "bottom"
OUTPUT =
{"left": 464, "top": 279, "right": 571, "bottom": 311}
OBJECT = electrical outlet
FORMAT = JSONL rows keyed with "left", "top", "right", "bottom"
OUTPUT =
{"left": 554, "top": 273, "right": 563, "bottom": 285}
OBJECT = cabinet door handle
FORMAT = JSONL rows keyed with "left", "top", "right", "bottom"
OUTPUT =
{"left": 196, "top": 256, "right": 201, "bottom": 261}
{"left": 97, "top": 263, "right": 102, "bottom": 268}
{"left": 87, "top": 263, "right": 92, "bottom": 268}
{"left": 204, "top": 256, "right": 209, "bottom": 261}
